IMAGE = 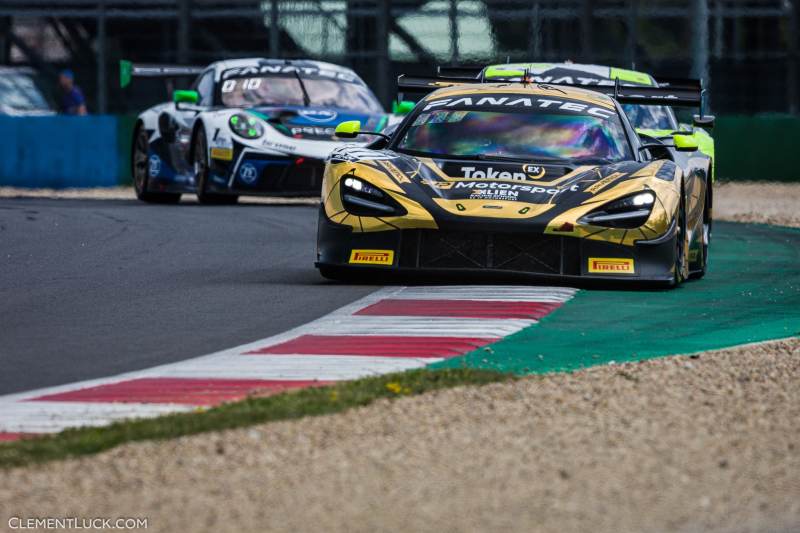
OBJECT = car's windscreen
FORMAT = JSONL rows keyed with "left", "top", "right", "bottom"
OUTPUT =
{"left": 0, "top": 73, "right": 50, "bottom": 112}
{"left": 397, "top": 98, "right": 633, "bottom": 163}
{"left": 219, "top": 75, "right": 383, "bottom": 113}
{"left": 622, "top": 104, "right": 676, "bottom": 130}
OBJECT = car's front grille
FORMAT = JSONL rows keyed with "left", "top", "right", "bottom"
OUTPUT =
{"left": 258, "top": 159, "right": 324, "bottom": 193}
{"left": 400, "top": 230, "right": 567, "bottom": 274}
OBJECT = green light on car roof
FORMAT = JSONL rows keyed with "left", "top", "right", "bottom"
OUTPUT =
{"left": 248, "top": 128, "right": 257, "bottom": 137}
{"left": 231, "top": 116, "right": 239, "bottom": 125}
{"left": 247, "top": 117, "right": 256, "bottom": 125}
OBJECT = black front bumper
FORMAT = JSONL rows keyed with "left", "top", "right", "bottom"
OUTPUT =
{"left": 316, "top": 208, "right": 677, "bottom": 285}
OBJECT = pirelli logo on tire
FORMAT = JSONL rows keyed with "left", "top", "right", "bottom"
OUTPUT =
{"left": 349, "top": 249, "right": 394, "bottom": 266}
{"left": 588, "top": 257, "right": 635, "bottom": 274}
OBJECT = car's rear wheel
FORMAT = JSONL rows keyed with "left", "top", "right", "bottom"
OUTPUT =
{"left": 194, "top": 127, "right": 238, "bottom": 205}
{"left": 673, "top": 187, "right": 690, "bottom": 286}
{"left": 132, "top": 125, "right": 181, "bottom": 204}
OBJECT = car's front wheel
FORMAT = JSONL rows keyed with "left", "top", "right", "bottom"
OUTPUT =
{"left": 193, "top": 127, "right": 238, "bottom": 205}
{"left": 689, "top": 182, "right": 711, "bottom": 280}
{"left": 673, "top": 187, "right": 690, "bottom": 286}
{"left": 132, "top": 125, "right": 180, "bottom": 204}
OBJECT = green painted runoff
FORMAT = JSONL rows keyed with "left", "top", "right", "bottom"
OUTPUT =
{"left": 433, "top": 222, "right": 800, "bottom": 374}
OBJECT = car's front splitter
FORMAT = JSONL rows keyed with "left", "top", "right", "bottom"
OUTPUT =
{"left": 316, "top": 208, "right": 677, "bottom": 285}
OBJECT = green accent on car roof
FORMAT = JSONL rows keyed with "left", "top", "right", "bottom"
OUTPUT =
{"left": 376, "top": 115, "right": 388, "bottom": 132}
{"left": 484, "top": 63, "right": 558, "bottom": 79}
{"left": 484, "top": 65, "right": 526, "bottom": 78}
{"left": 610, "top": 67, "right": 654, "bottom": 86}
{"left": 431, "top": 222, "right": 800, "bottom": 374}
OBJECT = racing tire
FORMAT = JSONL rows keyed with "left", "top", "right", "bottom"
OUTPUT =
{"left": 194, "top": 127, "right": 239, "bottom": 205}
{"left": 672, "top": 185, "right": 690, "bottom": 286}
{"left": 132, "top": 125, "right": 181, "bottom": 204}
{"left": 689, "top": 182, "right": 712, "bottom": 280}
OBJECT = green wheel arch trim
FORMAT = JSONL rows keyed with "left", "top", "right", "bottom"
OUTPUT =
{"left": 432, "top": 222, "right": 800, "bottom": 375}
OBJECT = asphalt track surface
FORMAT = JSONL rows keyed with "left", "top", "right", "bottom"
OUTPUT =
{"left": 0, "top": 199, "right": 377, "bottom": 395}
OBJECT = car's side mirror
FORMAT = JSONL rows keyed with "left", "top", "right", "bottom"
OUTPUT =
{"left": 672, "top": 133, "right": 699, "bottom": 152}
{"left": 335, "top": 120, "right": 362, "bottom": 139}
{"left": 173, "top": 90, "right": 199, "bottom": 104}
{"left": 392, "top": 100, "right": 415, "bottom": 115}
{"left": 692, "top": 114, "right": 715, "bottom": 130}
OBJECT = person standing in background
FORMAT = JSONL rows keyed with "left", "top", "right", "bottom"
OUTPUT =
{"left": 58, "top": 69, "right": 88, "bottom": 115}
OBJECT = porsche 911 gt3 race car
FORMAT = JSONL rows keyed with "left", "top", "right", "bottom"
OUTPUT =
{"left": 122, "top": 58, "right": 409, "bottom": 204}
{"left": 315, "top": 72, "right": 714, "bottom": 287}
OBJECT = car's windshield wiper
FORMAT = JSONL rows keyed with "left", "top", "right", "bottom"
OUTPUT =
{"left": 573, "top": 157, "right": 613, "bottom": 165}
{"left": 475, "top": 153, "right": 563, "bottom": 163}
{"left": 292, "top": 70, "right": 311, "bottom": 107}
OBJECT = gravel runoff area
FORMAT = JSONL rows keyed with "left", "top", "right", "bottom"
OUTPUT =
{"left": 1, "top": 339, "right": 799, "bottom": 533}
{"left": 1, "top": 181, "right": 798, "bottom": 533}
{"left": 714, "top": 181, "right": 800, "bottom": 227}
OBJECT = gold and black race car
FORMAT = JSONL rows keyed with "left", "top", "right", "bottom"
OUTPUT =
{"left": 315, "top": 72, "right": 714, "bottom": 287}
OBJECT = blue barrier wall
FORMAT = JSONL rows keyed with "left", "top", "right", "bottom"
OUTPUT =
{"left": 0, "top": 116, "right": 119, "bottom": 188}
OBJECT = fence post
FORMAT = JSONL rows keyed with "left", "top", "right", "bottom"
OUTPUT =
{"left": 269, "top": 0, "right": 280, "bottom": 57}
{"left": 178, "top": 0, "right": 190, "bottom": 64}
{"left": 788, "top": 0, "right": 798, "bottom": 114}
{"left": 449, "top": 0, "right": 459, "bottom": 64}
{"left": 691, "top": 0, "right": 710, "bottom": 90}
{"left": 97, "top": 0, "right": 107, "bottom": 113}
{"left": 626, "top": 0, "right": 638, "bottom": 68}
{"left": 581, "top": 0, "right": 594, "bottom": 62}
{"left": 376, "top": 0, "right": 390, "bottom": 106}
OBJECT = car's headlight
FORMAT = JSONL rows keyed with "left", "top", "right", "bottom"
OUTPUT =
{"left": 229, "top": 113, "right": 264, "bottom": 139}
{"left": 580, "top": 191, "right": 655, "bottom": 228}
{"left": 340, "top": 175, "right": 406, "bottom": 217}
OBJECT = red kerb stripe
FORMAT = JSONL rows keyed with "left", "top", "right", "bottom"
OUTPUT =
{"left": 246, "top": 335, "right": 496, "bottom": 358}
{"left": 0, "top": 432, "right": 30, "bottom": 442}
{"left": 28, "top": 378, "right": 329, "bottom": 406}
{"left": 355, "top": 299, "right": 561, "bottom": 319}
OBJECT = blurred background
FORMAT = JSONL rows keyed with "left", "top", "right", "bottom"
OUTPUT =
{"left": 0, "top": 0, "right": 798, "bottom": 186}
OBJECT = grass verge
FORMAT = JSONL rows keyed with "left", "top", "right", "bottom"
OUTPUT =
{"left": 0, "top": 368, "right": 512, "bottom": 469}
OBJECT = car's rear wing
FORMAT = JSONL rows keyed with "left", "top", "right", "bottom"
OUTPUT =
{"left": 119, "top": 60, "right": 204, "bottom": 88}
{"left": 397, "top": 73, "right": 704, "bottom": 108}
{"left": 436, "top": 64, "right": 702, "bottom": 90}
{"left": 436, "top": 65, "right": 483, "bottom": 80}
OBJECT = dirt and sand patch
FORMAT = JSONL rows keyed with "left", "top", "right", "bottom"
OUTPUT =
{"left": 1, "top": 339, "right": 798, "bottom": 533}
{"left": 715, "top": 181, "right": 800, "bottom": 227}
